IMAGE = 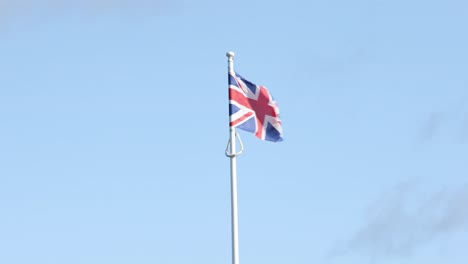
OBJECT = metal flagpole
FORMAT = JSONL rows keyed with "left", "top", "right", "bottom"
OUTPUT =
{"left": 225, "top": 51, "right": 243, "bottom": 264}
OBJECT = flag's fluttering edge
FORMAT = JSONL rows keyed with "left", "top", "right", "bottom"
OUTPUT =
{"left": 229, "top": 71, "right": 283, "bottom": 142}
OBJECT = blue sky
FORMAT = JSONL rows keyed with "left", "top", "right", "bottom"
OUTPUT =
{"left": 1, "top": 1, "right": 468, "bottom": 263}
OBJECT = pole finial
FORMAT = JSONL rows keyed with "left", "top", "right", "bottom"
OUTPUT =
{"left": 226, "top": 51, "right": 235, "bottom": 59}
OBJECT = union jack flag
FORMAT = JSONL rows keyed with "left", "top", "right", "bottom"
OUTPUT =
{"left": 229, "top": 71, "right": 283, "bottom": 142}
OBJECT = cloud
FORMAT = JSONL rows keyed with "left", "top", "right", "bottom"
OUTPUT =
{"left": 420, "top": 112, "right": 446, "bottom": 141}
{"left": 419, "top": 96, "right": 468, "bottom": 142}
{"left": 330, "top": 182, "right": 468, "bottom": 260}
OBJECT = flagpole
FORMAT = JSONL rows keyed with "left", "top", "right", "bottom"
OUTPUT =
{"left": 227, "top": 51, "right": 240, "bottom": 264}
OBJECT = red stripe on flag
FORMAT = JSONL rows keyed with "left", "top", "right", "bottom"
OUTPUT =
{"left": 230, "top": 111, "right": 254, "bottom": 127}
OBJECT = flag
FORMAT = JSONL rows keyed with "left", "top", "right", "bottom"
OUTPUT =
{"left": 229, "top": 71, "right": 283, "bottom": 142}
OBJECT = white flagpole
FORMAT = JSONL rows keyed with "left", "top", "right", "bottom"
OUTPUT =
{"left": 226, "top": 51, "right": 240, "bottom": 264}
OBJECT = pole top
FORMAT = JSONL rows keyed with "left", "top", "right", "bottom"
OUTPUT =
{"left": 226, "top": 51, "right": 235, "bottom": 59}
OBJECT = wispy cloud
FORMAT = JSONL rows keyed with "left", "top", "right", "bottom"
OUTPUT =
{"left": 330, "top": 182, "right": 468, "bottom": 260}
{"left": 420, "top": 112, "right": 446, "bottom": 141}
{"left": 419, "top": 96, "right": 468, "bottom": 142}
